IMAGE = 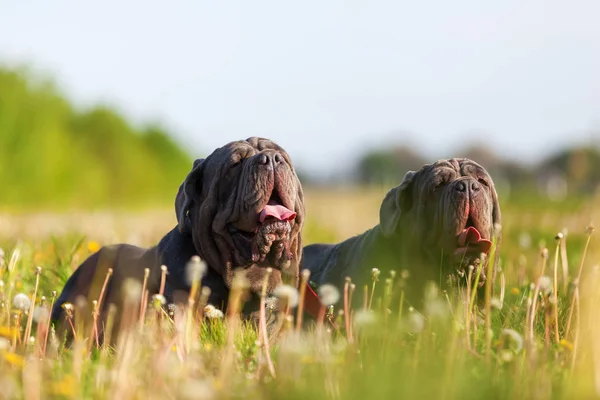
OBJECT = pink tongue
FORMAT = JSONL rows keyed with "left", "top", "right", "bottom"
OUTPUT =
{"left": 454, "top": 226, "right": 492, "bottom": 256}
{"left": 259, "top": 200, "right": 296, "bottom": 223}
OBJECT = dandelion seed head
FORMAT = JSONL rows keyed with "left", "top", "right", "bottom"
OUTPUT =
{"left": 353, "top": 310, "right": 378, "bottom": 328}
{"left": 204, "top": 305, "right": 224, "bottom": 319}
{"left": 185, "top": 256, "right": 207, "bottom": 286}
{"left": 555, "top": 232, "right": 563, "bottom": 240}
{"left": 425, "top": 298, "right": 450, "bottom": 321}
{"left": 123, "top": 279, "right": 142, "bottom": 303}
{"left": 491, "top": 297, "right": 503, "bottom": 310}
{"left": 538, "top": 276, "right": 553, "bottom": 295}
{"left": 33, "top": 306, "right": 49, "bottom": 323}
{"left": 301, "top": 269, "right": 311, "bottom": 280}
{"left": 371, "top": 268, "right": 380, "bottom": 281}
{"left": 12, "top": 293, "right": 31, "bottom": 311}
{"left": 317, "top": 284, "right": 340, "bottom": 306}
{"left": 273, "top": 284, "right": 299, "bottom": 308}
{"left": 500, "top": 328, "right": 524, "bottom": 353}
{"left": 403, "top": 310, "right": 425, "bottom": 334}
{"left": 151, "top": 294, "right": 166, "bottom": 307}
{"left": 586, "top": 224, "right": 595, "bottom": 235}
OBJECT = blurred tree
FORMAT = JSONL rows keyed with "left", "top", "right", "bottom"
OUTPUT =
{"left": 0, "top": 66, "right": 193, "bottom": 209}
{"left": 355, "top": 145, "right": 425, "bottom": 186}
{"left": 536, "top": 145, "right": 600, "bottom": 195}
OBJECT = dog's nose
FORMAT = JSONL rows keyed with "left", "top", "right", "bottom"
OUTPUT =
{"left": 455, "top": 179, "right": 480, "bottom": 195}
{"left": 455, "top": 181, "right": 467, "bottom": 192}
{"left": 258, "top": 152, "right": 284, "bottom": 166}
{"left": 258, "top": 154, "right": 269, "bottom": 165}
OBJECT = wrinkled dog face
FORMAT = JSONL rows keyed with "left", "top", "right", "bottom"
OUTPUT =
{"left": 177, "top": 137, "right": 304, "bottom": 294}
{"left": 380, "top": 158, "right": 501, "bottom": 284}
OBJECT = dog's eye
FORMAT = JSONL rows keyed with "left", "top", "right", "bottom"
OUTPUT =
{"left": 230, "top": 160, "right": 242, "bottom": 169}
{"left": 478, "top": 178, "right": 489, "bottom": 187}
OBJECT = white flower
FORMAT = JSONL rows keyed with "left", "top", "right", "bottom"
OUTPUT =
{"left": 402, "top": 309, "right": 425, "bottom": 334}
{"left": 538, "top": 276, "right": 553, "bottom": 295}
{"left": 204, "top": 305, "right": 224, "bottom": 319}
{"left": 185, "top": 255, "right": 207, "bottom": 286}
{"left": 491, "top": 297, "right": 503, "bottom": 310}
{"left": 317, "top": 284, "right": 340, "bottom": 306}
{"left": 12, "top": 293, "right": 31, "bottom": 311}
{"left": 371, "top": 268, "right": 380, "bottom": 281}
{"left": 500, "top": 328, "right": 524, "bottom": 353}
{"left": 425, "top": 298, "right": 450, "bottom": 320}
{"left": 33, "top": 306, "right": 49, "bottom": 323}
{"left": 152, "top": 294, "right": 167, "bottom": 308}
{"left": 273, "top": 284, "right": 299, "bottom": 308}
{"left": 353, "top": 310, "right": 378, "bottom": 328}
{"left": 123, "top": 279, "right": 142, "bottom": 303}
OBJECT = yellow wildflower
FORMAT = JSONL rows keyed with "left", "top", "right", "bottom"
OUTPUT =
{"left": 87, "top": 241, "right": 101, "bottom": 253}
{"left": 0, "top": 326, "right": 17, "bottom": 339}
{"left": 48, "top": 375, "right": 76, "bottom": 396}
{"left": 560, "top": 339, "right": 574, "bottom": 351}
{"left": 511, "top": 288, "right": 520, "bottom": 295}
{"left": 2, "top": 352, "right": 24, "bottom": 367}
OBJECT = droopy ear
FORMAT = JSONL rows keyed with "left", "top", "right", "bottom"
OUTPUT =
{"left": 175, "top": 158, "right": 205, "bottom": 234}
{"left": 379, "top": 170, "right": 417, "bottom": 237}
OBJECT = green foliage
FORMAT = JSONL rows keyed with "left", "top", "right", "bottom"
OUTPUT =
{"left": 0, "top": 67, "right": 193, "bottom": 209}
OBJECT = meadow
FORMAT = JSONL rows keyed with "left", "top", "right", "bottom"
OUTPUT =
{"left": 0, "top": 187, "right": 599, "bottom": 399}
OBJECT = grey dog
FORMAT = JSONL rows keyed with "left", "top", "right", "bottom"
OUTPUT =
{"left": 51, "top": 137, "right": 305, "bottom": 342}
{"left": 302, "top": 158, "right": 501, "bottom": 310}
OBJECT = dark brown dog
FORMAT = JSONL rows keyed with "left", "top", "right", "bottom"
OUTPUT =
{"left": 302, "top": 158, "right": 501, "bottom": 310}
{"left": 51, "top": 137, "right": 305, "bottom": 341}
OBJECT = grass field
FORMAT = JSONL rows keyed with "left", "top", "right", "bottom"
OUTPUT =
{"left": 1, "top": 188, "right": 600, "bottom": 399}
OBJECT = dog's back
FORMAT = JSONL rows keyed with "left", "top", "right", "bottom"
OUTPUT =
{"left": 51, "top": 243, "right": 161, "bottom": 343}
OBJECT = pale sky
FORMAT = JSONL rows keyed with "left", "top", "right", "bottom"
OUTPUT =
{"left": 1, "top": 0, "right": 599, "bottom": 177}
